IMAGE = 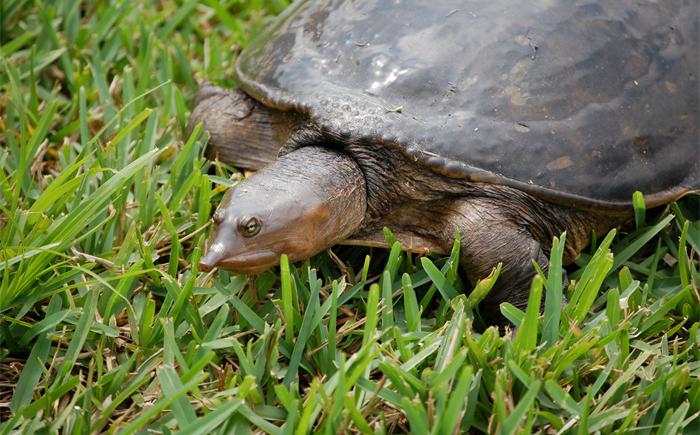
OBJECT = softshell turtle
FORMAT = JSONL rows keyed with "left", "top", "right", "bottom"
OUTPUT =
{"left": 192, "top": 0, "right": 699, "bottom": 317}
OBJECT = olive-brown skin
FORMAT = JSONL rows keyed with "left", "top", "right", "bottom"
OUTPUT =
{"left": 194, "top": 86, "right": 627, "bottom": 321}
{"left": 199, "top": 146, "right": 366, "bottom": 275}
{"left": 192, "top": 0, "right": 698, "bottom": 322}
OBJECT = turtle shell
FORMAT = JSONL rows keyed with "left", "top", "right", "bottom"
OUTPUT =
{"left": 236, "top": 0, "right": 699, "bottom": 209}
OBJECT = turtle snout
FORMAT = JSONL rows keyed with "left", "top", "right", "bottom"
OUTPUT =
{"left": 199, "top": 239, "right": 228, "bottom": 272}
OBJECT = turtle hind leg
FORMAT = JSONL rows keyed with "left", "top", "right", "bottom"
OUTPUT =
{"left": 455, "top": 211, "right": 549, "bottom": 323}
{"left": 188, "top": 82, "right": 298, "bottom": 170}
{"left": 442, "top": 196, "right": 600, "bottom": 326}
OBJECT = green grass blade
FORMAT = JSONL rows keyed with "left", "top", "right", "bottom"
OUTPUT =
{"left": 543, "top": 233, "right": 565, "bottom": 346}
{"left": 514, "top": 275, "right": 543, "bottom": 354}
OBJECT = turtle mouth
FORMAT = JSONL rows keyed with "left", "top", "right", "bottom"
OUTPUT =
{"left": 201, "top": 249, "right": 280, "bottom": 275}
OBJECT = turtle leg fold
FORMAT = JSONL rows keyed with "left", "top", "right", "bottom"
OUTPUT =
{"left": 188, "top": 82, "right": 297, "bottom": 170}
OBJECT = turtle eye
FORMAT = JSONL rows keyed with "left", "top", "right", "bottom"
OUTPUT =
{"left": 212, "top": 210, "right": 224, "bottom": 225}
{"left": 238, "top": 216, "right": 262, "bottom": 237}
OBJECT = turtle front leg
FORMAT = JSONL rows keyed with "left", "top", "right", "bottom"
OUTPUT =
{"left": 188, "top": 82, "right": 297, "bottom": 170}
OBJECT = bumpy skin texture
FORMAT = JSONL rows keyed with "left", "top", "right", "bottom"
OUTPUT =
{"left": 237, "top": 0, "right": 699, "bottom": 208}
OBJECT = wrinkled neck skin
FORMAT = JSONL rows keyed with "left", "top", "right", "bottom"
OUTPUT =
{"left": 199, "top": 146, "right": 366, "bottom": 274}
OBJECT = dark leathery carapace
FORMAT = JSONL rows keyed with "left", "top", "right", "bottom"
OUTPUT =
{"left": 191, "top": 0, "right": 699, "bottom": 322}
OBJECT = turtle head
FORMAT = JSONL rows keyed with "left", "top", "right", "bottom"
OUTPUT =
{"left": 199, "top": 147, "right": 366, "bottom": 274}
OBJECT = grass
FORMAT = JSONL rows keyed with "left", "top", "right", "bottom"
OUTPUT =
{"left": 1, "top": 1, "right": 699, "bottom": 433}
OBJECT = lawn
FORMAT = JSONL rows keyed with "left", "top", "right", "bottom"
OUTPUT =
{"left": 1, "top": 1, "right": 699, "bottom": 433}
